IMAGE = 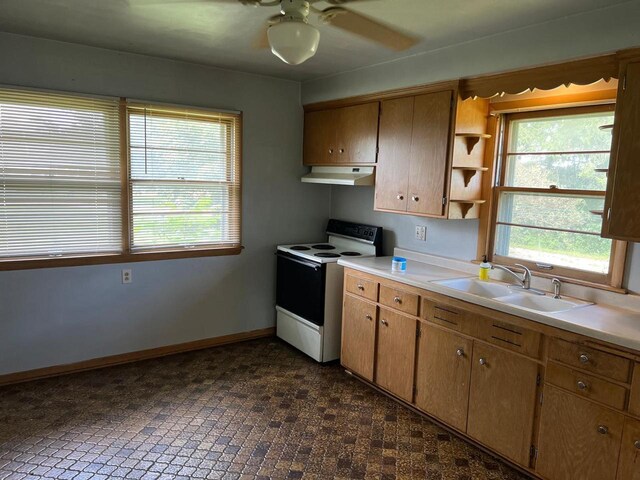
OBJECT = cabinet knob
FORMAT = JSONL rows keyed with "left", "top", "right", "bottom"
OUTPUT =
{"left": 597, "top": 425, "right": 609, "bottom": 435}
{"left": 412, "top": 196, "right": 419, "bottom": 202}
{"left": 634, "top": 440, "right": 640, "bottom": 449}
{"left": 339, "top": 148, "right": 344, "bottom": 154}
{"left": 579, "top": 353, "right": 590, "bottom": 364}
{"left": 479, "top": 358, "right": 487, "bottom": 366}
{"left": 381, "top": 319, "right": 389, "bottom": 326}
{"left": 357, "top": 284, "right": 364, "bottom": 291}
{"left": 328, "top": 148, "right": 333, "bottom": 154}
{"left": 456, "top": 348, "right": 464, "bottom": 357}
{"left": 393, "top": 296, "right": 402, "bottom": 304}
{"left": 365, "top": 314, "right": 373, "bottom": 321}
{"left": 577, "top": 380, "right": 588, "bottom": 391}
{"left": 396, "top": 194, "right": 404, "bottom": 200}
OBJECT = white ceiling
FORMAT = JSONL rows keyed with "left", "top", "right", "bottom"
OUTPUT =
{"left": 0, "top": 0, "right": 630, "bottom": 81}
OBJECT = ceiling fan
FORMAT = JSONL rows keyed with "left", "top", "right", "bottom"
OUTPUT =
{"left": 136, "top": 0, "right": 418, "bottom": 65}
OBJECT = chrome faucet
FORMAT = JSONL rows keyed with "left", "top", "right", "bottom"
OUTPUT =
{"left": 492, "top": 264, "right": 544, "bottom": 295}
{"left": 551, "top": 278, "right": 562, "bottom": 299}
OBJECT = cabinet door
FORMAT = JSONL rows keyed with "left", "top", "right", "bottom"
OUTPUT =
{"left": 375, "top": 307, "right": 417, "bottom": 402}
{"left": 374, "top": 97, "right": 414, "bottom": 211}
{"left": 415, "top": 323, "right": 472, "bottom": 432}
{"left": 618, "top": 417, "right": 640, "bottom": 480}
{"left": 602, "top": 61, "right": 640, "bottom": 241}
{"left": 341, "top": 294, "right": 377, "bottom": 381}
{"left": 303, "top": 109, "right": 336, "bottom": 165}
{"left": 537, "top": 385, "right": 624, "bottom": 480}
{"left": 407, "top": 90, "right": 453, "bottom": 216}
{"left": 467, "top": 342, "right": 538, "bottom": 466}
{"left": 334, "top": 102, "right": 379, "bottom": 164}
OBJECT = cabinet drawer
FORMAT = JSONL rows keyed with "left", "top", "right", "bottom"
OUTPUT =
{"left": 475, "top": 317, "right": 541, "bottom": 358}
{"left": 548, "top": 338, "right": 632, "bottom": 383}
{"left": 379, "top": 285, "right": 419, "bottom": 316}
{"left": 345, "top": 274, "right": 378, "bottom": 301}
{"left": 546, "top": 362, "right": 628, "bottom": 411}
{"left": 422, "top": 299, "right": 472, "bottom": 335}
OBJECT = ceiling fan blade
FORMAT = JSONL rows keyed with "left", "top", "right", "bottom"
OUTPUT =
{"left": 321, "top": 7, "right": 418, "bottom": 51}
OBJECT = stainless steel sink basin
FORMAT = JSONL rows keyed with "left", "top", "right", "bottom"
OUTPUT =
{"left": 434, "top": 278, "right": 514, "bottom": 299}
{"left": 493, "top": 293, "right": 592, "bottom": 313}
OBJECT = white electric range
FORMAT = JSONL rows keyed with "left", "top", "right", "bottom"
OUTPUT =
{"left": 275, "top": 219, "right": 383, "bottom": 362}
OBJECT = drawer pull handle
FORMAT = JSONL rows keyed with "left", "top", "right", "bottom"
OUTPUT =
{"left": 381, "top": 319, "right": 389, "bottom": 326}
{"left": 328, "top": 148, "right": 333, "bottom": 154}
{"left": 577, "top": 381, "right": 588, "bottom": 391}
{"left": 412, "top": 195, "right": 420, "bottom": 202}
{"left": 339, "top": 148, "right": 344, "bottom": 154}
{"left": 479, "top": 358, "right": 487, "bottom": 366}
{"left": 357, "top": 284, "right": 365, "bottom": 291}
{"left": 634, "top": 440, "right": 640, "bottom": 449}
{"left": 365, "top": 315, "right": 373, "bottom": 321}
{"left": 396, "top": 194, "right": 404, "bottom": 200}
{"left": 597, "top": 425, "right": 609, "bottom": 435}
{"left": 393, "top": 296, "right": 402, "bottom": 304}
{"left": 579, "top": 353, "right": 590, "bottom": 364}
{"left": 456, "top": 348, "right": 465, "bottom": 357}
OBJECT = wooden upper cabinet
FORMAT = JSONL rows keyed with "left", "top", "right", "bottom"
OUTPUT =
{"left": 341, "top": 294, "right": 377, "bottom": 381}
{"left": 375, "top": 90, "right": 454, "bottom": 217}
{"left": 407, "top": 91, "right": 453, "bottom": 216}
{"left": 374, "top": 96, "right": 414, "bottom": 211}
{"left": 375, "top": 307, "right": 417, "bottom": 402}
{"left": 303, "top": 109, "right": 335, "bottom": 165}
{"left": 602, "top": 61, "right": 640, "bottom": 241}
{"left": 467, "top": 342, "right": 539, "bottom": 466}
{"left": 537, "top": 385, "right": 624, "bottom": 480}
{"left": 303, "top": 103, "right": 379, "bottom": 165}
{"left": 415, "top": 323, "right": 472, "bottom": 432}
{"left": 334, "top": 103, "right": 379, "bottom": 164}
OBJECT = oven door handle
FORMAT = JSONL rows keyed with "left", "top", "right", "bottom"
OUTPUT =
{"left": 276, "top": 252, "right": 322, "bottom": 271}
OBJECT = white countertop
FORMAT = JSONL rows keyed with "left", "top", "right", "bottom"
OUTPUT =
{"left": 338, "top": 255, "right": 640, "bottom": 353}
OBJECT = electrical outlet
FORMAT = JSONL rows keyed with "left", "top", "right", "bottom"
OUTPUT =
{"left": 122, "top": 269, "right": 132, "bottom": 284}
{"left": 415, "top": 225, "right": 427, "bottom": 242}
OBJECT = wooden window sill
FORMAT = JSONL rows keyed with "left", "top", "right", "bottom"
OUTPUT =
{"left": 0, "top": 246, "right": 244, "bottom": 271}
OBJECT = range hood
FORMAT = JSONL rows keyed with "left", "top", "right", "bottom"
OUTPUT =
{"left": 301, "top": 166, "right": 375, "bottom": 186}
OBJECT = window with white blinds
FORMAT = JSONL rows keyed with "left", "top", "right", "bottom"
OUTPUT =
{"left": 0, "top": 88, "right": 122, "bottom": 259}
{"left": 127, "top": 104, "right": 241, "bottom": 252}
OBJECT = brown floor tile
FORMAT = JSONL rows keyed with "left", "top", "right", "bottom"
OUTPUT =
{"left": 0, "top": 339, "right": 529, "bottom": 479}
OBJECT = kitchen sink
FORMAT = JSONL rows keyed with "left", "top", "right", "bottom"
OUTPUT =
{"left": 434, "top": 278, "right": 514, "bottom": 299}
{"left": 434, "top": 277, "right": 593, "bottom": 314}
{"left": 493, "top": 293, "right": 592, "bottom": 313}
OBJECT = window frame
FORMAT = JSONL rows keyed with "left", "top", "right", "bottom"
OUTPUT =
{"left": 487, "top": 104, "right": 627, "bottom": 289}
{"left": 0, "top": 94, "right": 243, "bottom": 271}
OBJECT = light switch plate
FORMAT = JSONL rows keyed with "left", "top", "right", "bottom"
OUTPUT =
{"left": 415, "top": 225, "right": 427, "bottom": 242}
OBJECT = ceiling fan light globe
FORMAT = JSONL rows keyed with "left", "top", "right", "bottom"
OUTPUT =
{"left": 267, "top": 21, "right": 320, "bottom": 65}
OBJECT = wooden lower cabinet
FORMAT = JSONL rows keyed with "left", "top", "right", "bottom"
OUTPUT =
{"left": 375, "top": 307, "right": 417, "bottom": 402}
{"left": 537, "top": 385, "right": 624, "bottom": 480}
{"left": 618, "top": 417, "right": 640, "bottom": 480}
{"left": 341, "top": 294, "right": 377, "bottom": 381}
{"left": 415, "top": 323, "right": 472, "bottom": 431}
{"left": 467, "top": 342, "right": 539, "bottom": 466}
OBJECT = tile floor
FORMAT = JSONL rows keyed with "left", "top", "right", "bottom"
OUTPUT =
{"left": 0, "top": 339, "right": 529, "bottom": 480}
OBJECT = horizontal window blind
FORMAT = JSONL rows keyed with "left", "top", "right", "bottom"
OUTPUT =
{"left": 127, "top": 104, "right": 241, "bottom": 251}
{"left": 0, "top": 88, "right": 122, "bottom": 259}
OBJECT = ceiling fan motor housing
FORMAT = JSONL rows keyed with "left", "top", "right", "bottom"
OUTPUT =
{"left": 279, "top": 0, "right": 311, "bottom": 21}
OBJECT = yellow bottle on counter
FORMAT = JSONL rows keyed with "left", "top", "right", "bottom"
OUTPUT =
{"left": 479, "top": 255, "right": 491, "bottom": 281}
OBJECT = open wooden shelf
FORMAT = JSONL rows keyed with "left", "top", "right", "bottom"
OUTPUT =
{"left": 452, "top": 166, "right": 489, "bottom": 187}
{"left": 450, "top": 199, "right": 486, "bottom": 219}
{"left": 455, "top": 133, "right": 492, "bottom": 155}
